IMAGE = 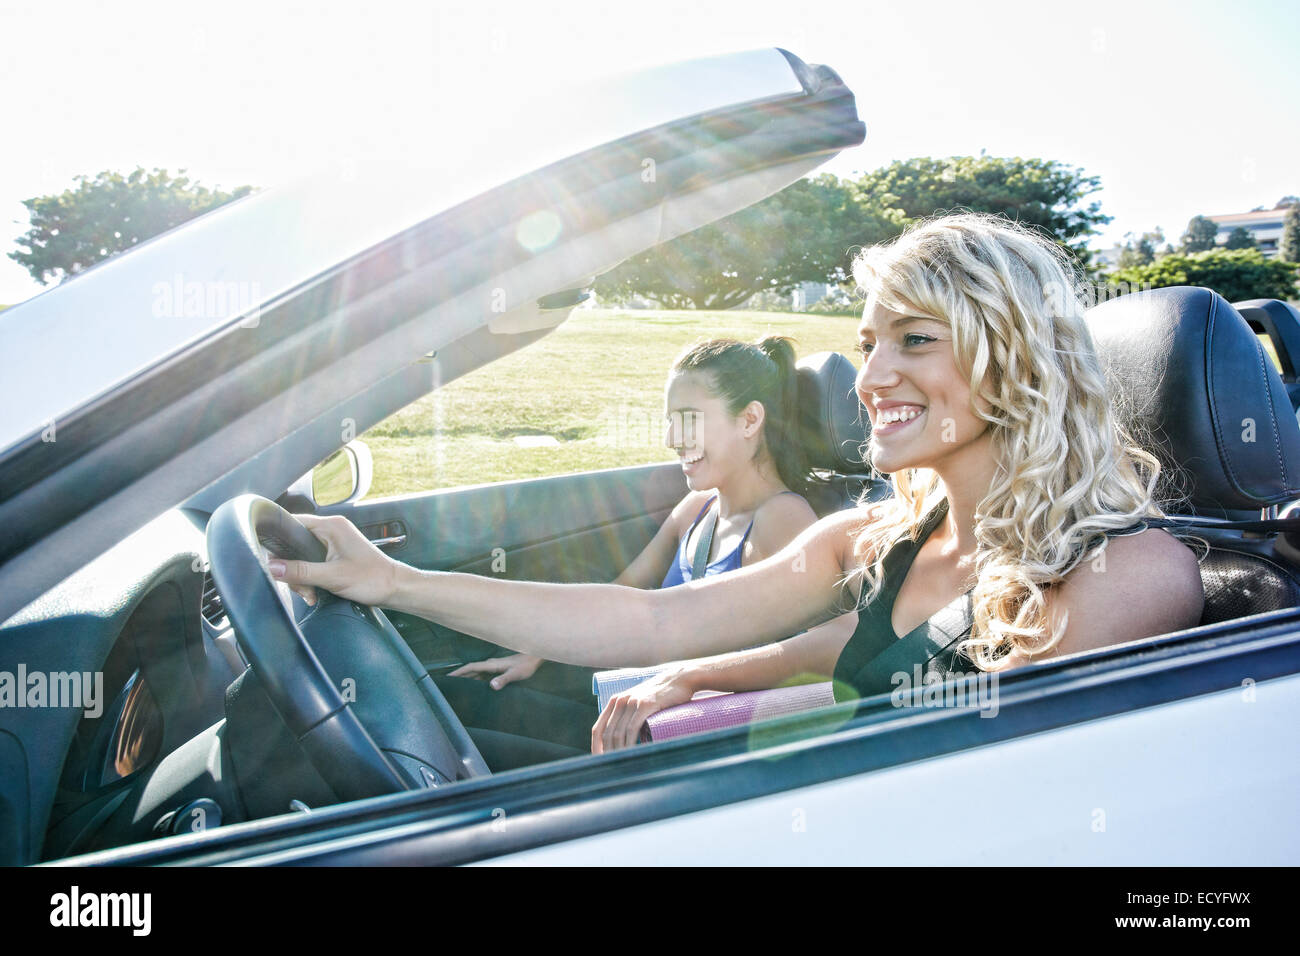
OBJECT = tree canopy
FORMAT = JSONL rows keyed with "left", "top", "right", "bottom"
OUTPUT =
{"left": 1224, "top": 226, "right": 1257, "bottom": 251}
{"left": 849, "top": 154, "right": 1111, "bottom": 266}
{"left": 1117, "top": 228, "right": 1165, "bottom": 269}
{"left": 597, "top": 154, "right": 1111, "bottom": 308}
{"left": 9, "top": 167, "right": 253, "bottom": 285}
{"left": 594, "top": 174, "right": 901, "bottom": 310}
{"left": 1281, "top": 204, "right": 1300, "bottom": 264}
{"left": 1180, "top": 215, "right": 1219, "bottom": 253}
{"left": 1109, "top": 248, "right": 1297, "bottom": 303}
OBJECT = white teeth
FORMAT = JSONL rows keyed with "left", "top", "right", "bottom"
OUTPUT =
{"left": 877, "top": 406, "right": 923, "bottom": 425}
{"left": 683, "top": 453, "right": 704, "bottom": 464}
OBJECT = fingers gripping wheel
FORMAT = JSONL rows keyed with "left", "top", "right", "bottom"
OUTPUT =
{"left": 206, "top": 495, "right": 489, "bottom": 802}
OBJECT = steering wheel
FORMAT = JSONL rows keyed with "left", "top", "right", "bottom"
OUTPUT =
{"left": 206, "top": 494, "right": 490, "bottom": 802}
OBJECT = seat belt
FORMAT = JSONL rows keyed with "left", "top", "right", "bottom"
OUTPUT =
{"left": 849, "top": 591, "right": 974, "bottom": 697}
{"left": 690, "top": 504, "right": 719, "bottom": 580}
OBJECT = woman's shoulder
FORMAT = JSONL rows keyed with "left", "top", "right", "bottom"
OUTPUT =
{"left": 1089, "top": 525, "right": 1202, "bottom": 579}
{"left": 753, "top": 490, "right": 818, "bottom": 524}
{"left": 747, "top": 491, "right": 819, "bottom": 559}
{"left": 1044, "top": 527, "right": 1204, "bottom": 658}
{"left": 666, "top": 489, "right": 716, "bottom": 534}
{"left": 800, "top": 498, "right": 896, "bottom": 571}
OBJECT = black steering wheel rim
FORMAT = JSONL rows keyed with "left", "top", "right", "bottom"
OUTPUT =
{"left": 206, "top": 494, "right": 489, "bottom": 803}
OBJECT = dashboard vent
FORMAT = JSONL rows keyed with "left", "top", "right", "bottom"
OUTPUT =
{"left": 201, "top": 572, "right": 229, "bottom": 630}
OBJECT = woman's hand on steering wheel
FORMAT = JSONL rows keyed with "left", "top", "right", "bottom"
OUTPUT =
{"left": 447, "top": 653, "right": 544, "bottom": 690}
{"left": 269, "top": 513, "right": 402, "bottom": 608}
{"left": 591, "top": 665, "right": 698, "bottom": 754}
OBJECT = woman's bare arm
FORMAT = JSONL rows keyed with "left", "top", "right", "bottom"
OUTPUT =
{"left": 447, "top": 491, "right": 708, "bottom": 685}
{"left": 671, "top": 610, "right": 859, "bottom": 692}
{"left": 591, "top": 610, "right": 859, "bottom": 752}
{"left": 274, "top": 509, "right": 863, "bottom": 669}
{"left": 435, "top": 491, "right": 809, "bottom": 685}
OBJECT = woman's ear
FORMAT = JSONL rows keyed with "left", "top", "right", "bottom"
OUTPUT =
{"left": 742, "top": 400, "right": 766, "bottom": 438}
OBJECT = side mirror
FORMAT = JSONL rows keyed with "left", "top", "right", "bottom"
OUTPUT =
{"left": 280, "top": 440, "right": 374, "bottom": 512}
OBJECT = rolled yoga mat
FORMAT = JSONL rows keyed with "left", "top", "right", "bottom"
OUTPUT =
{"left": 640, "top": 681, "right": 837, "bottom": 742}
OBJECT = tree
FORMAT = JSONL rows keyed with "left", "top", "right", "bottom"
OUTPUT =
{"left": 9, "top": 167, "right": 253, "bottom": 285}
{"left": 847, "top": 154, "right": 1111, "bottom": 268}
{"left": 595, "top": 174, "right": 902, "bottom": 310}
{"left": 1275, "top": 196, "right": 1299, "bottom": 209}
{"left": 1224, "top": 226, "right": 1257, "bottom": 250}
{"left": 1117, "top": 228, "right": 1166, "bottom": 269}
{"left": 1180, "top": 215, "right": 1219, "bottom": 253}
{"left": 1109, "top": 248, "right": 1297, "bottom": 303}
{"left": 1281, "top": 203, "right": 1300, "bottom": 264}
{"left": 596, "top": 153, "right": 1115, "bottom": 309}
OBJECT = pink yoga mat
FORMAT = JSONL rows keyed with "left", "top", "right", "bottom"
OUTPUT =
{"left": 641, "top": 682, "right": 836, "bottom": 742}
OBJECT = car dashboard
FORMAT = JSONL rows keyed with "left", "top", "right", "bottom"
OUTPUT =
{"left": 0, "top": 507, "right": 240, "bottom": 863}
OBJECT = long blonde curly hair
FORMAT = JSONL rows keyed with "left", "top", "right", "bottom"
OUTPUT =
{"left": 848, "top": 212, "right": 1173, "bottom": 669}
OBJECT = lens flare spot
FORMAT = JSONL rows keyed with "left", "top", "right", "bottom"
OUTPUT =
{"left": 516, "top": 210, "right": 562, "bottom": 252}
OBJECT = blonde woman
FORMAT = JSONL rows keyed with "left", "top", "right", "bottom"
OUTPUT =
{"left": 271, "top": 213, "right": 1205, "bottom": 755}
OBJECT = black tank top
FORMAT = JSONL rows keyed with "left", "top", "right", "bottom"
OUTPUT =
{"left": 831, "top": 499, "right": 1150, "bottom": 702}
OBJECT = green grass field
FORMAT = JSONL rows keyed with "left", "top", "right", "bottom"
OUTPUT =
{"left": 361, "top": 308, "right": 860, "bottom": 499}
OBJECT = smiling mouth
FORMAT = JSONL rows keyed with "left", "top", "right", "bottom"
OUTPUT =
{"left": 681, "top": 452, "right": 705, "bottom": 467}
{"left": 874, "top": 406, "right": 926, "bottom": 433}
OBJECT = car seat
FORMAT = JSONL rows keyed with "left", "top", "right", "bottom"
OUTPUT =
{"left": 1234, "top": 298, "right": 1300, "bottom": 416}
{"left": 1088, "top": 286, "right": 1300, "bottom": 625}
{"left": 793, "top": 350, "right": 885, "bottom": 515}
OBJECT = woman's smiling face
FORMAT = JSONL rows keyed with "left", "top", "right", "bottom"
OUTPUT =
{"left": 663, "top": 370, "right": 758, "bottom": 491}
{"left": 855, "top": 296, "right": 989, "bottom": 475}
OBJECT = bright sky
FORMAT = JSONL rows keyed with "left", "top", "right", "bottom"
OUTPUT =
{"left": 1, "top": 0, "right": 1297, "bottom": 305}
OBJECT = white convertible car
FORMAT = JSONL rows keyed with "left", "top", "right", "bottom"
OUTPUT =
{"left": 1, "top": 48, "right": 1297, "bottom": 867}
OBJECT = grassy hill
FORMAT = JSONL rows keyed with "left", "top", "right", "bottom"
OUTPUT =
{"left": 362, "top": 308, "right": 859, "bottom": 499}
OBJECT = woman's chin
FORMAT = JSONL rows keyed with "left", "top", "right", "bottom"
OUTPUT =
{"left": 870, "top": 446, "right": 924, "bottom": 475}
{"left": 868, "top": 447, "right": 897, "bottom": 474}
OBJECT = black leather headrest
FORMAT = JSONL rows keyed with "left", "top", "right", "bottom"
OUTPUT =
{"left": 1087, "top": 286, "right": 1300, "bottom": 512}
{"left": 796, "top": 351, "right": 869, "bottom": 472}
{"left": 1234, "top": 298, "right": 1300, "bottom": 383}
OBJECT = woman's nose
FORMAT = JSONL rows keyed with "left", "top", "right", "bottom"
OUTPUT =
{"left": 856, "top": 346, "right": 900, "bottom": 402}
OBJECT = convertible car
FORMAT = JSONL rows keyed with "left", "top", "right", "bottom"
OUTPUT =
{"left": 2, "top": 48, "right": 1298, "bottom": 867}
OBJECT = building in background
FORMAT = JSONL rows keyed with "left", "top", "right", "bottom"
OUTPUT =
{"left": 1208, "top": 209, "right": 1287, "bottom": 258}
{"left": 790, "top": 281, "right": 829, "bottom": 312}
